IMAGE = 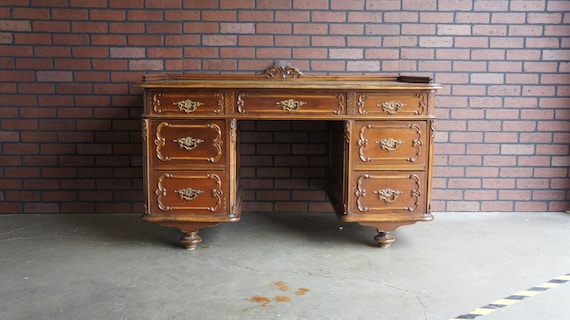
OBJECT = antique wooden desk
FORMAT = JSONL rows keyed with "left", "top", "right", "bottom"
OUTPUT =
{"left": 140, "top": 65, "right": 441, "bottom": 250}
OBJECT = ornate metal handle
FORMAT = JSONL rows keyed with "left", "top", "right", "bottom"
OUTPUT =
{"left": 377, "top": 101, "right": 405, "bottom": 114}
{"left": 174, "top": 187, "right": 203, "bottom": 201}
{"left": 276, "top": 98, "right": 306, "bottom": 112}
{"left": 374, "top": 188, "right": 403, "bottom": 204}
{"left": 174, "top": 136, "right": 204, "bottom": 151}
{"left": 174, "top": 99, "right": 204, "bottom": 113}
{"left": 377, "top": 138, "right": 404, "bottom": 152}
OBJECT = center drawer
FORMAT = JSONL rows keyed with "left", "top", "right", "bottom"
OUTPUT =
{"left": 236, "top": 91, "right": 346, "bottom": 116}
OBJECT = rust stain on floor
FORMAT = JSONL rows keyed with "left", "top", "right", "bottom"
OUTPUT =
{"left": 244, "top": 281, "right": 310, "bottom": 312}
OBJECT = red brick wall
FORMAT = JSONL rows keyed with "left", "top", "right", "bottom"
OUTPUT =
{"left": 0, "top": 0, "right": 568, "bottom": 213}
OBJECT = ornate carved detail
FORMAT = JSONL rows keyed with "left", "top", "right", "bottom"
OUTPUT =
{"left": 356, "top": 174, "right": 370, "bottom": 212}
{"left": 175, "top": 187, "right": 203, "bottom": 201}
{"left": 156, "top": 173, "right": 223, "bottom": 212}
{"left": 174, "top": 136, "right": 204, "bottom": 151}
{"left": 230, "top": 119, "right": 237, "bottom": 143}
{"left": 155, "top": 122, "right": 222, "bottom": 162}
{"left": 358, "top": 123, "right": 374, "bottom": 162}
{"left": 408, "top": 123, "right": 422, "bottom": 162}
{"left": 152, "top": 92, "right": 163, "bottom": 113}
{"left": 355, "top": 174, "right": 421, "bottom": 212}
{"left": 236, "top": 92, "right": 247, "bottom": 114}
{"left": 276, "top": 98, "right": 307, "bottom": 112}
{"left": 377, "top": 138, "right": 404, "bottom": 152}
{"left": 377, "top": 101, "right": 405, "bottom": 114}
{"left": 213, "top": 92, "right": 224, "bottom": 114}
{"left": 374, "top": 188, "right": 403, "bottom": 204}
{"left": 408, "top": 174, "right": 421, "bottom": 212}
{"left": 174, "top": 99, "right": 204, "bottom": 113}
{"left": 358, "top": 123, "right": 423, "bottom": 163}
{"left": 416, "top": 93, "right": 425, "bottom": 115}
{"left": 357, "top": 94, "right": 368, "bottom": 114}
{"left": 344, "top": 121, "right": 351, "bottom": 144}
{"left": 263, "top": 62, "right": 304, "bottom": 79}
{"left": 334, "top": 94, "right": 345, "bottom": 115}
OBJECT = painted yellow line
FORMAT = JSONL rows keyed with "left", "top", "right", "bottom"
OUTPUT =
{"left": 450, "top": 273, "right": 569, "bottom": 320}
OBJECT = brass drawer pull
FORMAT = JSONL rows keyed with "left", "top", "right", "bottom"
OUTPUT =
{"left": 277, "top": 98, "right": 306, "bottom": 112}
{"left": 377, "top": 138, "right": 404, "bottom": 152}
{"left": 174, "top": 99, "right": 204, "bottom": 113}
{"left": 377, "top": 101, "right": 405, "bottom": 114}
{"left": 175, "top": 187, "right": 204, "bottom": 201}
{"left": 174, "top": 136, "right": 204, "bottom": 151}
{"left": 374, "top": 188, "right": 403, "bottom": 204}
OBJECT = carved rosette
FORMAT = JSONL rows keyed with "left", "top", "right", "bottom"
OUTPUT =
{"left": 277, "top": 98, "right": 306, "bottom": 112}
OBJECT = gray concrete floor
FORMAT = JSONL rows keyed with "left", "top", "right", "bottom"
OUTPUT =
{"left": 0, "top": 211, "right": 569, "bottom": 320}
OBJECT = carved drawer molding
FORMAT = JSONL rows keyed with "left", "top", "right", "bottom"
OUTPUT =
{"left": 153, "top": 172, "right": 226, "bottom": 214}
{"left": 151, "top": 120, "right": 224, "bottom": 166}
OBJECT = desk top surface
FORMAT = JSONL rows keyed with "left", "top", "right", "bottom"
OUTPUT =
{"left": 138, "top": 65, "right": 442, "bottom": 91}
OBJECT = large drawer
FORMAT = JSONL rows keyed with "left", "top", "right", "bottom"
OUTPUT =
{"left": 147, "top": 90, "right": 225, "bottom": 115}
{"left": 148, "top": 119, "right": 226, "bottom": 169}
{"left": 236, "top": 91, "right": 346, "bottom": 116}
{"left": 351, "top": 171, "right": 427, "bottom": 215}
{"left": 356, "top": 92, "right": 427, "bottom": 118}
{"left": 353, "top": 121, "right": 428, "bottom": 170}
{"left": 148, "top": 171, "right": 228, "bottom": 216}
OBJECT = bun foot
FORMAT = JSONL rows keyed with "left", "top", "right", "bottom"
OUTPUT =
{"left": 181, "top": 231, "right": 202, "bottom": 250}
{"left": 374, "top": 231, "right": 395, "bottom": 248}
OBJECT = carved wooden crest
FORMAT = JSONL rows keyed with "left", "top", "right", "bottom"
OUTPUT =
{"left": 262, "top": 61, "right": 304, "bottom": 79}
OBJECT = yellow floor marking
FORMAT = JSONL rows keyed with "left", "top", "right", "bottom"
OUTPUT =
{"left": 514, "top": 290, "right": 542, "bottom": 297}
{"left": 450, "top": 273, "right": 569, "bottom": 320}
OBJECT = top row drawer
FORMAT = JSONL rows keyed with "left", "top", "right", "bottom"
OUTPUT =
{"left": 146, "top": 90, "right": 429, "bottom": 118}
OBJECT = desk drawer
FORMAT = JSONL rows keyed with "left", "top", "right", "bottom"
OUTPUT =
{"left": 353, "top": 121, "right": 428, "bottom": 170}
{"left": 148, "top": 90, "right": 224, "bottom": 115}
{"left": 357, "top": 92, "right": 427, "bottom": 117}
{"left": 148, "top": 119, "right": 226, "bottom": 168}
{"left": 352, "top": 172, "right": 426, "bottom": 215}
{"left": 236, "top": 91, "right": 346, "bottom": 116}
{"left": 149, "top": 171, "right": 228, "bottom": 216}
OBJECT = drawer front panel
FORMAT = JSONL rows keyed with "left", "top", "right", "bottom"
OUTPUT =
{"left": 357, "top": 92, "right": 427, "bottom": 118}
{"left": 150, "top": 119, "right": 226, "bottom": 167}
{"left": 352, "top": 172, "right": 427, "bottom": 215}
{"left": 354, "top": 121, "right": 427, "bottom": 169}
{"left": 149, "top": 171, "right": 227, "bottom": 215}
{"left": 236, "top": 91, "right": 346, "bottom": 116}
{"left": 148, "top": 90, "right": 224, "bottom": 115}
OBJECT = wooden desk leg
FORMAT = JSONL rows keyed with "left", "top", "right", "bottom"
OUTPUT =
{"left": 159, "top": 222, "right": 218, "bottom": 250}
{"left": 359, "top": 221, "right": 415, "bottom": 248}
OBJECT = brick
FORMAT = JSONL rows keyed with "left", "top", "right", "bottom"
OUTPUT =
{"left": 293, "top": 23, "right": 327, "bottom": 35}
{"left": 293, "top": 0, "right": 328, "bottom": 9}
{"left": 0, "top": 20, "right": 32, "bottom": 32}
{"left": 256, "top": 0, "right": 291, "bottom": 9}
{"left": 330, "top": 24, "right": 364, "bottom": 35}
